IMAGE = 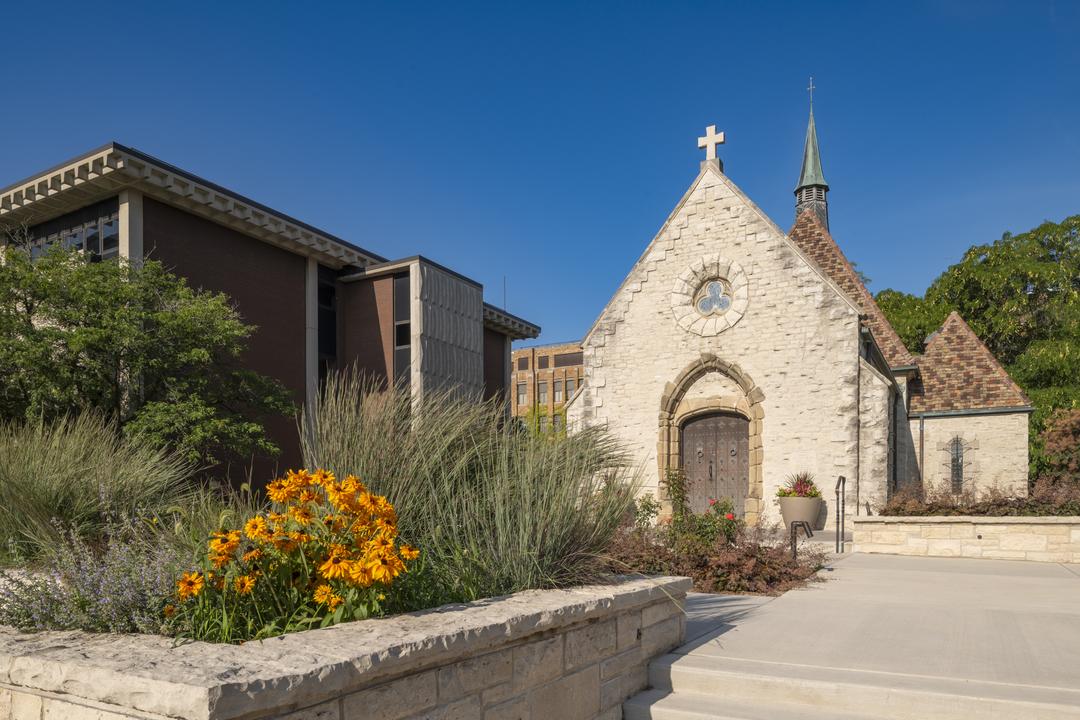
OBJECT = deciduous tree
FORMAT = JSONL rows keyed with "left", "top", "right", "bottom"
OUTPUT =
{"left": 0, "top": 239, "right": 293, "bottom": 465}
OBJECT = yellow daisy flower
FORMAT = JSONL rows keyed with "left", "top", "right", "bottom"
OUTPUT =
{"left": 233, "top": 575, "right": 257, "bottom": 595}
{"left": 177, "top": 571, "right": 204, "bottom": 600}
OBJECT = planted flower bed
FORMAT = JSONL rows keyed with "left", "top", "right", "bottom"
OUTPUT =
{"left": 607, "top": 470, "right": 825, "bottom": 595}
{"left": 0, "top": 372, "right": 644, "bottom": 644}
{"left": 0, "top": 575, "right": 691, "bottom": 720}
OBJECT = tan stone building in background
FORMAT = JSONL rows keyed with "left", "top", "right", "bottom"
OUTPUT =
{"left": 567, "top": 115, "right": 1032, "bottom": 529}
{"left": 510, "top": 341, "right": 584, "bottom": 432}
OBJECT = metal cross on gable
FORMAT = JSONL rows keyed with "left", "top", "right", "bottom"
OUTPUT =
{"left": 697, "top": 125, "right": 725, "bottom": 161}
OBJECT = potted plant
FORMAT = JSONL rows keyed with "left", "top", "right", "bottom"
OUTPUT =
{"left": 776, "top": 472, "right": 822, "bottom": 532}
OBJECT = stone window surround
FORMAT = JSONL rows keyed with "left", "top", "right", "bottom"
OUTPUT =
{"left": 670, "top": 254, "right": 749, "bottom": 336}
{"left": 936, "top": 433, "right": 980, "bottom": 493}
{"left": 657, "top": 353, "right": 766, "bottom": 524}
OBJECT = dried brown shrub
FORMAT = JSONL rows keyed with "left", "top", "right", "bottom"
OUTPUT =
{"left": 882, "top": 480, "right": 1080, "bottom": 517}
{"left": 605, "top": 521, "right": 825, "bottom": 596}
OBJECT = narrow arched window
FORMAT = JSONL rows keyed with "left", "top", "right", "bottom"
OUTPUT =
{"left": 949, "top": 436, "right": 965, "bottom": 494}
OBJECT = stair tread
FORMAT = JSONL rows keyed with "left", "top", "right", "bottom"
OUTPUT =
{"left": 651, "top": 652, "right": 1080, "bottom": 708}
{"left": 624, "top": 689, "right": 881, "bottom": 720}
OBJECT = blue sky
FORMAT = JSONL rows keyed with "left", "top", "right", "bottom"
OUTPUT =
{"left": 2, "top": 1, "right": 1076, "bottom": 345}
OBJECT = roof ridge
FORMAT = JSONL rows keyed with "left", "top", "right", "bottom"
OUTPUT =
{"left": 931, "top": 312, "right": 1031, "bottom": 403}
{"left": 788, "top": 210, "right": 916, "bottom": 368}
{"left": 911, "top": 311, "right": 1031, "bottom": 413}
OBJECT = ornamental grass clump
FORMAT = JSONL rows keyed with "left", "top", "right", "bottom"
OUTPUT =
{"left": 301, "top": 369, "right": 639, "bottom": 608}
{"left": 169, "top": 468, "right": 418, "bottom": 643}
{"left": 0, "top": 414, "right": 195, "bottom": 564}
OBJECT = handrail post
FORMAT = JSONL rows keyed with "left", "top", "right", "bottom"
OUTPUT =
{"left": 835, "top": 475, "right": 846, "bottom": 554}
{"left": 790, "top": 520, "right": 813, "bottom": 561}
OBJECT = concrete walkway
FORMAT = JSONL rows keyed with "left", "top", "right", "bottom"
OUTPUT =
{"left": 627, "top": 553, "right": 1080, "bottom": 718}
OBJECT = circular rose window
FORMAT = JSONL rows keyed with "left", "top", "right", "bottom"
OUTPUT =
{"left": 694, "top": 279, "right": 732, "bottom": 316}
{"left": 670, "top": 255, "right": 749, "bottom": 336}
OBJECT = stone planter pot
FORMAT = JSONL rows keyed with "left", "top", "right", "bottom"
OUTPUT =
{"left": 778, "top": 495, "right": 822, "bottom": 534}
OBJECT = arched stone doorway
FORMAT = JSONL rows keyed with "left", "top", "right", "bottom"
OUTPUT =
{"left": 680, "top": 412, "right": 750, "bottom": 515}
{"left": 657, "top": 353, "right": 765, "bottom": 523}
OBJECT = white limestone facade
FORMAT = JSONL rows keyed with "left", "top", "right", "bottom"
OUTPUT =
{"left": 569, "top": 161, "right": 867, "bottom": 527}
{"left": 858, "top": 358, "right": 893, "bottom": 514}
{"left": 909, "top": 413, "right": 1029, "bottom": 498}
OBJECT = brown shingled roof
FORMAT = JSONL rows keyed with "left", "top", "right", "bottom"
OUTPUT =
{"left": 788, "top": 210, "right": 916, "bottom": 368}
{"left": 909, "top": 312, "right": 1031, "bottom": 414}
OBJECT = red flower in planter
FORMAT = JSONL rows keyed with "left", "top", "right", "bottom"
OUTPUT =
{"left": 708, "top": 498, "right": 717, "bottom": 506}
{"left": 724, "top": 513, "right": 735, "bottom": 521}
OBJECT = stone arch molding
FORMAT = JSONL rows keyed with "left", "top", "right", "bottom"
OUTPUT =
{"left": 670, "top": 254, "right": 749, "bottom": 336}
{"left": 657, "top": 353, "right": 766, "bottom": 524}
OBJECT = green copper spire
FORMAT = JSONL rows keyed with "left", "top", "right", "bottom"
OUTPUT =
{"left": 795, "top": 79, "right": 830, "bottom": 229}
{"left": 796, "top": 107, "right": 828, "bottom": 191}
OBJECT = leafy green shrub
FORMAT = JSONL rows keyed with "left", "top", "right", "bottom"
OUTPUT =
{"left": 0, "top": 414, "right": 195, "bottom": 563}
{"left": 633, "top": 494, "right": 661, "bottom": 531}
{"left": 300, "top": 369, "right": 640, "bottom": 608}
{"left": 0, "top": 240, "right": 293, "bottom": 465}
{"left": 659, "top": 469, "right": 739, "bottom": 548}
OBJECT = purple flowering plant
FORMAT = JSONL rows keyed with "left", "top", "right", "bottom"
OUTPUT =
{"left": 0, "top": 515, "right": 183, "bottom": 634}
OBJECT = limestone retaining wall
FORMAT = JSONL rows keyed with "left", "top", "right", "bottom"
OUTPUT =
{"left": 854, "top": 516, "right": 1080, "bottom": 562}
{"left": 0, "top": 576, "right": 690, "bottom": 720}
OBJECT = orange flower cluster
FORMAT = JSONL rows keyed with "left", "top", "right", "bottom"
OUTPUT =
{"left": 174, "top": 469, "right": 418, "bottom": 622}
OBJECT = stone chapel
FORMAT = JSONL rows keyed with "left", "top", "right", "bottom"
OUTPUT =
{"left": 566, "top": 111, "right": 1032, "bottom": 528}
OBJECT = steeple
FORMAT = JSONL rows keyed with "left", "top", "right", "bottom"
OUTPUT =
{"left": 795, "top": 78, "right": 829, "bottom": 229}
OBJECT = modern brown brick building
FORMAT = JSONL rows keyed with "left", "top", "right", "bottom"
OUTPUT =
{"left": 509, "top": 341, "right": 584, "bottom": 432}
{"left": 0, "top": 143, "right": 539, "bottom": 472}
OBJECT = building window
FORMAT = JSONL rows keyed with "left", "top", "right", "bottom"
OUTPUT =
{"left": 539, "top": 416, "right": 549, "bottom": 433}
{"left": 516, "top": 383, "right": 526, "bottom": 407}
{"left": 26, "top": 204, "right": 120, "bottom": 261}
{"left": 393, "top": 274, "right": 411, "bottom": 387}
{"left": 538, "top": 356, "right": 549, "bottom": 369}
{"left": 317, "top": 266, "right": 338, "bottom": 385}
{"left": 554, "top": 380, "right": 563, "bottom": 403}
{"left": 517, "top": 356, "right": 529, "bottom": 371}
{"left": 565, "top": 378, "right": 575, "bottom": 398}
{"left": 554, "top": 351, "right": 583, "bottom": 368}
{"left": 538, "top": 381, "right": 547, "bottom": 404}
{"left": 552, "top": 414, "right": 563, "bottom": 432}
{"left": 694, "top": 279, "right": 733, "bottom": 316}
{"left": 949, "top": 436, "right": 965, "bottom": 494}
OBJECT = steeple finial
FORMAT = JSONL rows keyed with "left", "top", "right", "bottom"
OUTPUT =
{"left": 795, "top": 78, "right": 829, "bottom": 228}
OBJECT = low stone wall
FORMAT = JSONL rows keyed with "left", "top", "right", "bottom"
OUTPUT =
{"left": 0, "top": 576, "right": 689, "bottom": 720}
{"left": 854, "top": 516, "right": 1080, "bottom": 563}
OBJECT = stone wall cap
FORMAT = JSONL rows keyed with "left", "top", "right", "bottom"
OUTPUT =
{"left": 855, "top": 516, "right": 1080, "bottom": 525}
{"left": 0, "top": 575, "right": 690, "bottom": 720}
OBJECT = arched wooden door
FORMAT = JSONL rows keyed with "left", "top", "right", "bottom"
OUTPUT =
{"left": 679, "top": 413, "right": 749, "bottom": 516}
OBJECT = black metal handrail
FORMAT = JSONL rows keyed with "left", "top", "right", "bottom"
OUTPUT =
{"left": 790, "top": 521, "right": 813, "bottom": 561}
{"left": 835, "top": 475, "right": 846, "bottom": 554}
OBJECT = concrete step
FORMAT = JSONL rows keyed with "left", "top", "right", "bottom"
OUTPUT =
{"left": 624, "top": 689, "right": 879, "bottom": 719}
{"left": 643, "top": 653, "right": 1080, "bottom": 720}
